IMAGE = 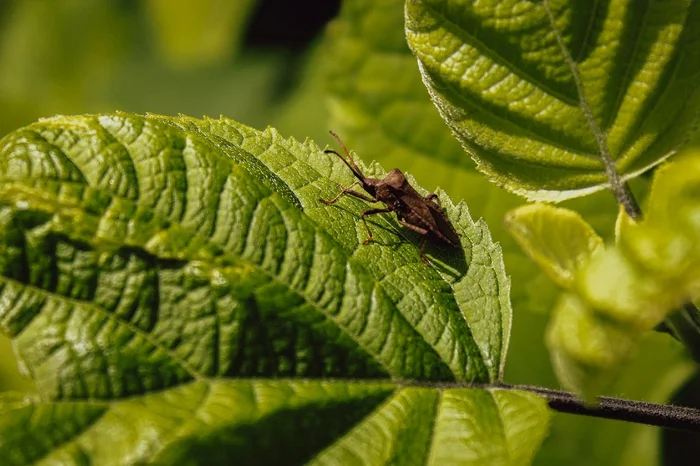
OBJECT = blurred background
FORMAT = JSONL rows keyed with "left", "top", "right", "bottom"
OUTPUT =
{"left": 0, "top": 1, "right": 696, "bottom": 465}
{"left": 0, "top": 0, "right": 337, "bottom": 140}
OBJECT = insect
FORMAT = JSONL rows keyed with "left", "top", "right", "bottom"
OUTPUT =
{"left": 320, "top": 130, "right": 461, "bottom": 265}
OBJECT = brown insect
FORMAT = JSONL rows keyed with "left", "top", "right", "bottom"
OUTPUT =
{"left": 320, "top": 131, "right": 461, "bottom": 265}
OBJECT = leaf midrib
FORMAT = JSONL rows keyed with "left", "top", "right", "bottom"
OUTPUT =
{"left": 488, "top": 390, "right": 512, "bottom": 463}
{"left": 26, "top": 402, "right": 110, "bottom": 465}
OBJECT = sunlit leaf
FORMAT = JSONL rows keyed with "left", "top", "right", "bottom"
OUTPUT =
{"left": 0, "top": 113, "right": 533, "bottom": 462}
{"left": 505, "top": 204, "right": 603, "bottom": 289}
{"left": 406, "top": 0, "right": 700, "bottom": 201}
{"left": 0, "top": 382, "right": 549, "bottom": 466}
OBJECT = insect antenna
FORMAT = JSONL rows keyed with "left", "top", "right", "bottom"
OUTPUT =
{"left": 326, "top": 130, "right": 366, "bottom": 180}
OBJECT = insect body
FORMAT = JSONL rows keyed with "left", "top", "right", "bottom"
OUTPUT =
{"left": 320, "top": 131, "right": 460, "bottom": 265}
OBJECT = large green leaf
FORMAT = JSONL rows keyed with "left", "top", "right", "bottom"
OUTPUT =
{"left": 0, "top": 382, "right": 549, "bottom": 465}
{"left": 406, "top": 0, "right": 700, "bottom": 201}
{"left": 0, "top": 113, "right": 538, "bottom": 462}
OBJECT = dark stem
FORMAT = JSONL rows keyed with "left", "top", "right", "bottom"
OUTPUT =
{"left": 620, "top": 181, "right": 642, "bottom": 220}
{"left": 403, "top": 380, "right": 700, "bottom": 431}
{"left": 503, "top": 384, "right": 700, "bottom": 431}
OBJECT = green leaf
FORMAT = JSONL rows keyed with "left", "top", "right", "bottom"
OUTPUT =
{"left": 547, "top": 292, "right": 636, "bottom": 399}
{"left": 0, "top": 382, "right": 549, "bottom": 466}
{"left": 0, "top": 113, "right": 531, "bottom": 462}
{"left": 505, "top": 204, "right": 603, "bottom": 289}
{"left": 546, "top": 148, "right": 700, "bottom": 396}
{"left": 406, "top": 0, "right": 700, "bottom": 201}
{"left": 183, "top": 115, "right": 512, "bottom": 383}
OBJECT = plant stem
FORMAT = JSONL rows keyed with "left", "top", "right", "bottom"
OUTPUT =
{"left": 502, "top": 383, "right": 700, "bottom": 431}
{"left": 620, "top": 181, "right": 642, "bottom": 219}
{"left": 405, "top": 381, "right": 700, "bottom": 431}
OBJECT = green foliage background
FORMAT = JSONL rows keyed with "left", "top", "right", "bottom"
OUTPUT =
{"left": 0, "top": 0, "right": 696, "bottom": 464}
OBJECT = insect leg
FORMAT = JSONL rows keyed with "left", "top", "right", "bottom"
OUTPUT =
{"left": 320, "top": 181, "right": 363, "bottom": 204}
{"left": 397, "top": 220, "right": 429, "bottom": 236}
{"left": 342, "top": 189, "right": 379, "bottom": 203}
{"left": 360, "top": 208, "right": 392, "bottom": 245}
{"left": 398, "top": 220, "right": 431, "bottom": 265}
{"left": 418, "top": 238, "right": 430, "bottom": 266}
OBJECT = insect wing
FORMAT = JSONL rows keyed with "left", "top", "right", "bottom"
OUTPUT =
{"left": 426, "top": 202, "right": 460, "bottom": 246}
{"left": 389, "top": 184, "right": 459, "bottom": 247}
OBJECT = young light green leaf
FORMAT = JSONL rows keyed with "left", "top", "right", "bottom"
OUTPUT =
{"left": 0, "top": 381, "right": 550, "bottom": 466}
{"left": 547, "top": 148, "right": 700, "bottom": 396}
{"left": 547, "top": 292, "right": 637, "bottom": 399}
{"left": 406, "top": 0, "right": 700, "bottom": 201}
{"left": 505, "top": 204, "right": 603, "bottom": 289}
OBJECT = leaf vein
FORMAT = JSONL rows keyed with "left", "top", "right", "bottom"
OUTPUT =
{"left": 417, "top": 1, "right": 579, "bottom": 107}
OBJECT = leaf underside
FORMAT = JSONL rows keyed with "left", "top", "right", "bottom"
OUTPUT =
{"left": 406, "top": 0, "right": 700, "bottom": 201}
{"left": 0, "top": 382, "right": 549, "bottom": 465}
